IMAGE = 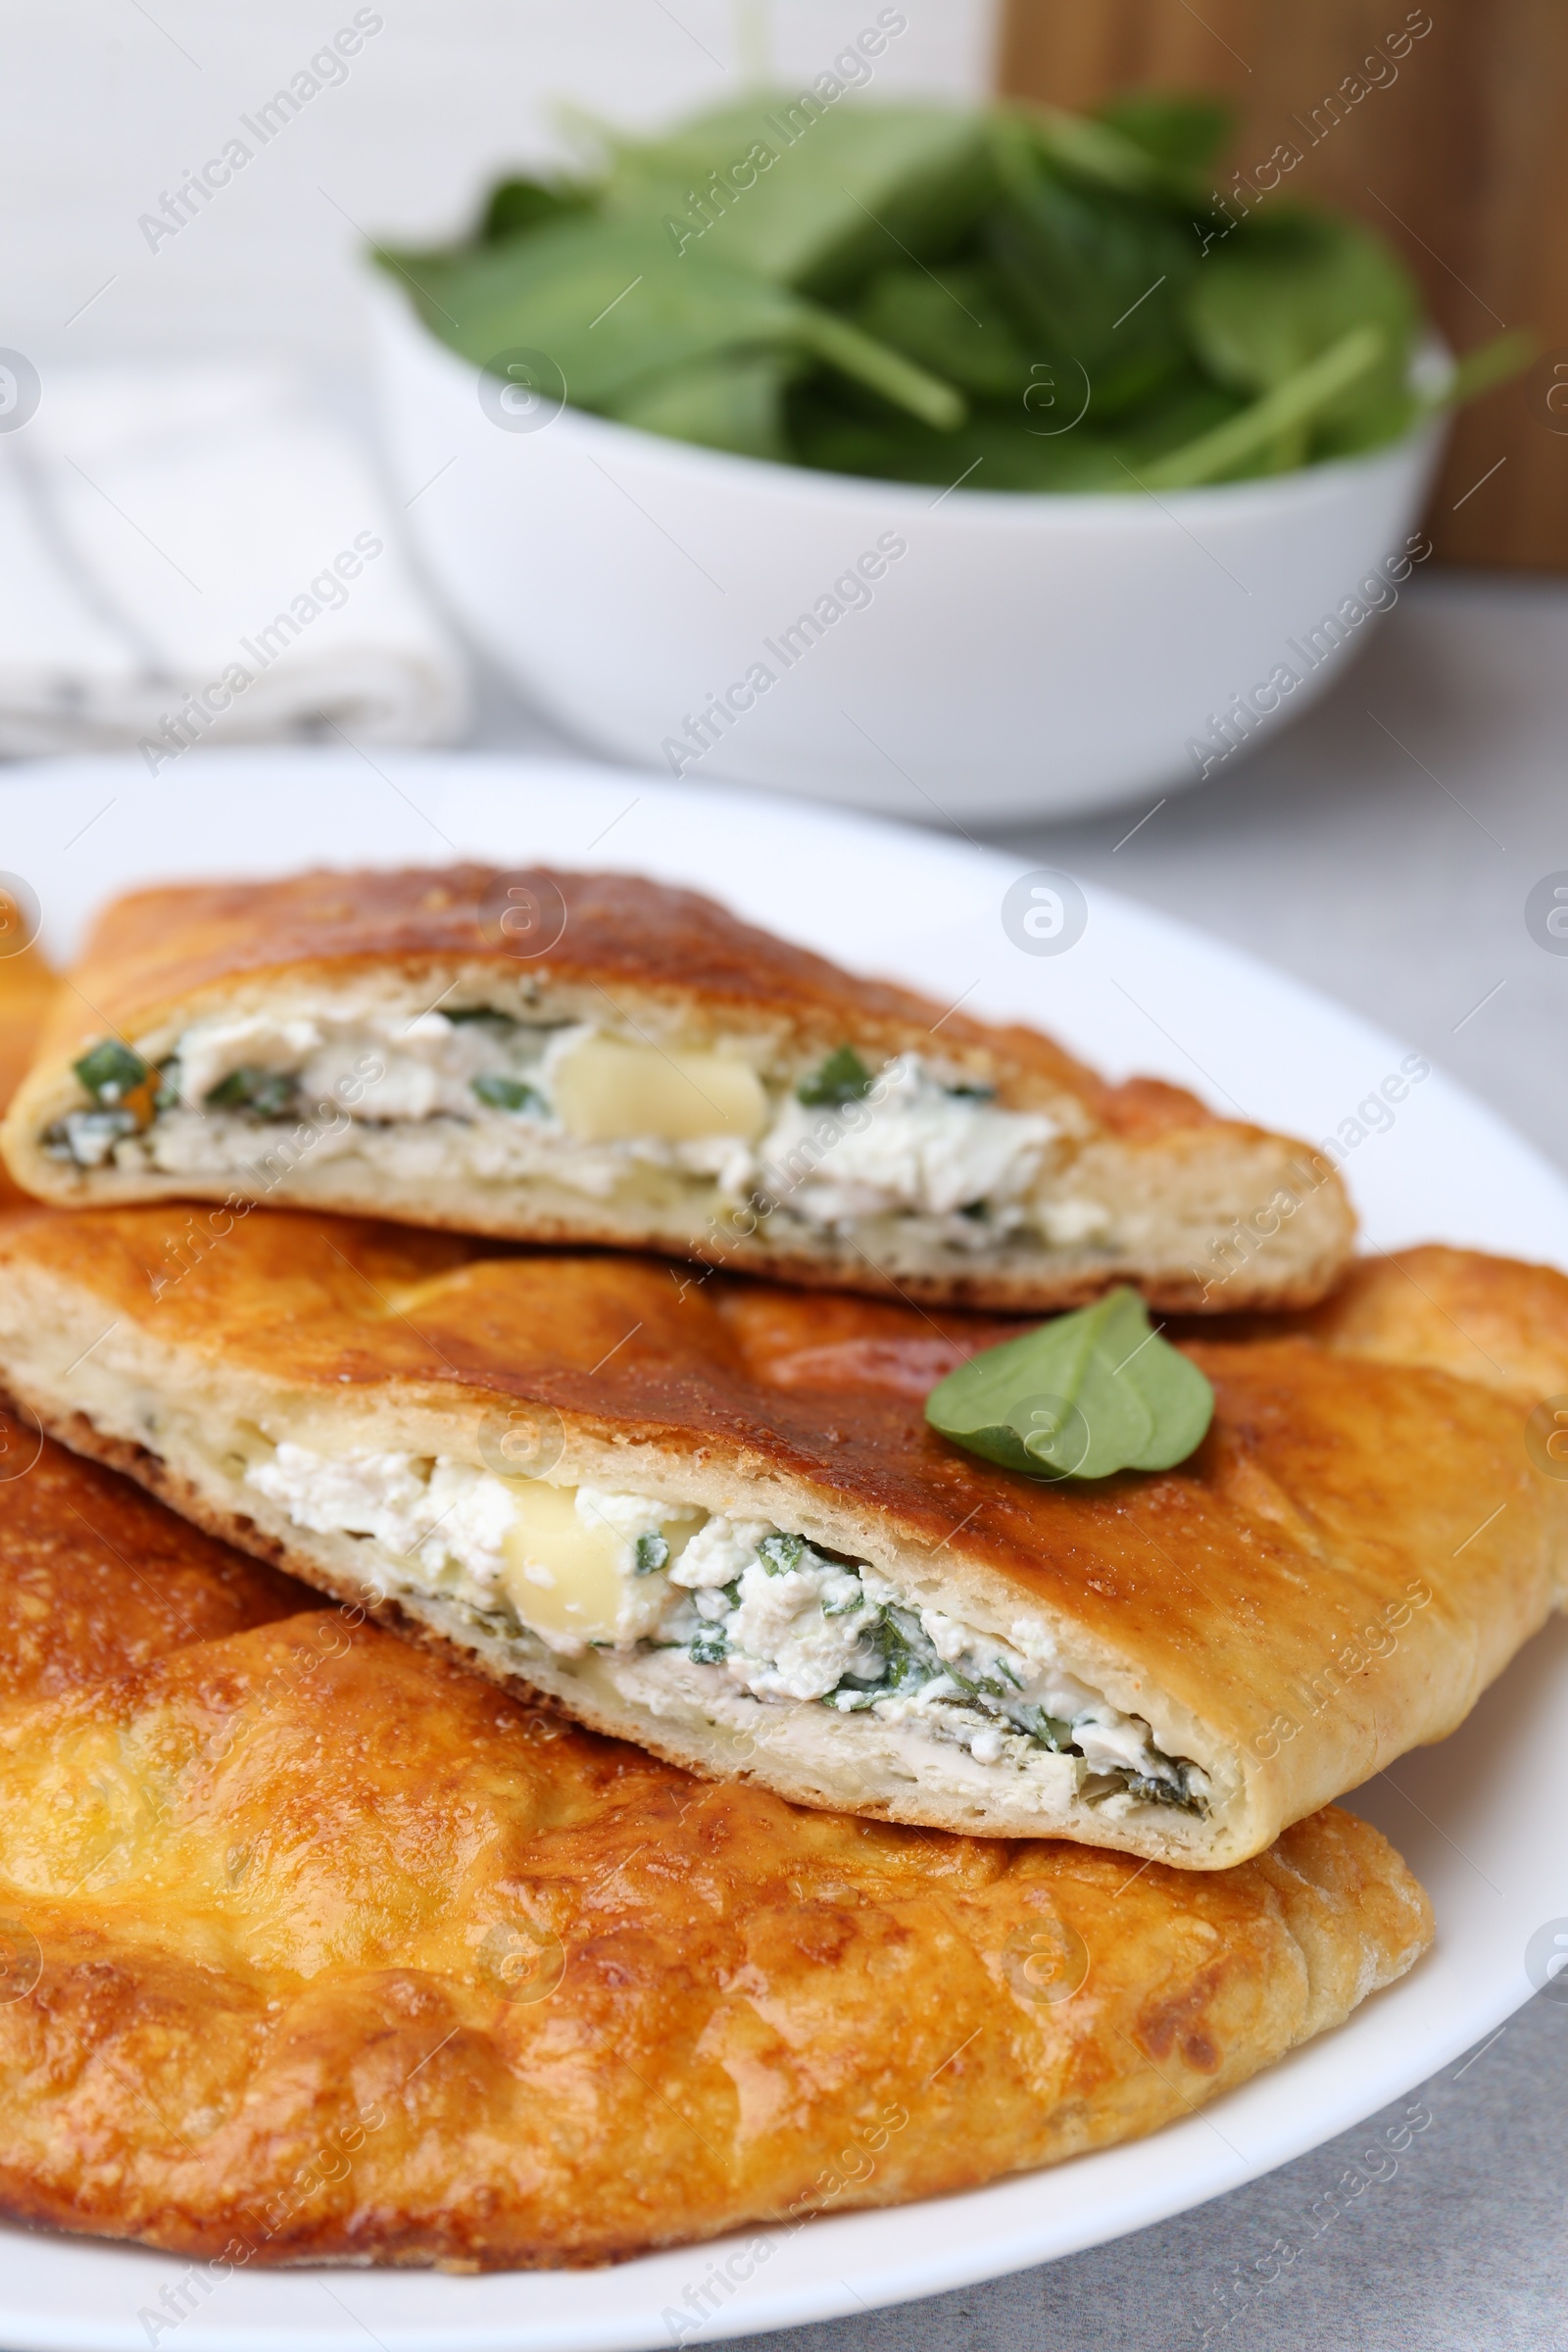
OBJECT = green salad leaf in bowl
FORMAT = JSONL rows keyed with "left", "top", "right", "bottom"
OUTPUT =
{"left": 380, "top": 89, "right": 1526, "bottom": 490}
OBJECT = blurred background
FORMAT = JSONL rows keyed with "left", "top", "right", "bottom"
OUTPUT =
{"left": 7, "top": 0, "right": 1561, "bottom": 564}
{"left": 3, "top": 0, "right": 1566, "bottom": 1163}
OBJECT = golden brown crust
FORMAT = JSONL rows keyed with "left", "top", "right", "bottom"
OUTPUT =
{"left": 0, "top": 864, "right": 1355, "bottom": 1313}
{"left": 0, "top": 1592, "right": 1430, "bottom": 2269}
{"left": 0, "top": 1205, "right": 1560, "bottom": 1863}
{"left": 19, "top": 862, "right": 1115, "bottom": 1106}
{"left": 0, "top": 942, "right": 54, "bottom": 1212}
{"left": 0, "top": 1405, "right": 311, "bottom": 1704}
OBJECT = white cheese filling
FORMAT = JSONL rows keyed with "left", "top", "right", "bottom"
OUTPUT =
{"left": 49, "top": 1007, "right": 1110, "bottom": 1250}
{"left": 241, "top": 1441, "right": 1204, "bottom": 1813}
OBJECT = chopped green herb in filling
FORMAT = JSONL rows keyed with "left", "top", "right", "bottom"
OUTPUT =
{"left": 796, "top": 1046, "right": 873, "bottom": 1106}
{"left": 660, "top": 1516, "right": 1206, "bottom": 1814}
{"left": 205, "top": 1066, "right": 299, "bottom": 1120}
{"left": 73, "top": 1042, "right": 149, "bottom": 1105}
{"left": 471, "top": 1073, "right": 546, "bottom": 1114}
{"left": 634, "top": 1532, "right": 668, "bottom": 1575}
{"left": 817, "top": 1600, "right": 1205, "bottom": 1811}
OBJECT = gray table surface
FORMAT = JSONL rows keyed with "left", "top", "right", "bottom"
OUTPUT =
{"left": 467, "top": 567, "right": 1568, "bottom": 2352}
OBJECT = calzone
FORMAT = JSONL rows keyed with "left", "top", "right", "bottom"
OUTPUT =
{"left": 0, "top": 1205, "right": 1559, "bottom": 1868}
{"left": 0, "top": 862, "right": 1353, "bottom": 1311}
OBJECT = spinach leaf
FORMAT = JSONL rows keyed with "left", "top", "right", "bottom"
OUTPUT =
{"left": 393, "top": 218, "right": 963, "bottom": 429}
{"left": 601, "top": 98, "right": 994, "bottom": 295}
{"left": 74, "top": 1041, "right": 150, "bottom": 1105}
{"left": 1184, "top": 211, "right": 1418, "bottom": 445}
{"left": 1422, "top": 328, "right": 1537, "bottom": 416}
{"left": 1095, "top": 92, "right": 1233, "bottom": 185}
{"left": 480, "top": 175, "right": 593, "bottom": 244}
{"left": 854, "top": 262, "right": 1035, "bottom": 401}
{"left": 1140, "top": 323, "right": 1385, "bottom": 488}
{"left": 924, "top": 1286, "right": 1213, "bottom": 1479}
{"left": 394, "top": 89, "right": 1524, "bottom": 493}
{"left": 634, "top": 1533, "right": 668, "bottom": 1575}
{"left": 865, "top": 1603, "right": 943, "bottom": 1692}
{"left": 985, "top": 123, "right": 1196, "bottom": 417}
{"left": 797, "top": 1045, "right": 874, "bottom": 1105}
{"left": 605, "top": 348, "right": 797, "bottom": 461}
{"left": 205, "top": 1067, "right": 298, "bottom": 1120}
{"left": 791, "top": 378, "right": 1242, "bottom": 492}
{"left": 471, "top": 1074, "right": 546, "bottom": 1114}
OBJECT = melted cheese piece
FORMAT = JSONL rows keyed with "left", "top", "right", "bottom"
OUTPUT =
{"left": 499, "top": 1479, "right": 629, "bottom": 1642}
{"left": 551, "top": 1036, "right": 767, "bottom": 1144}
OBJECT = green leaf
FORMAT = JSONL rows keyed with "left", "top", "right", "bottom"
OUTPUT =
{"left": 401, "top": 94, "right": 1447, "bottom": 492}
{"left": 471, "top": 1074, "right": 546, "bottom": 1114}
{"left": 1423, "top": 327, "right": 1535, "bottom": 415}
{"left": 605, "top": 349, "right": 796, "bottom": 459}
{"left": 206, "top": 1067, "right": 298, "bottom": 1120}
{"left": 1002, "top": 105, "right": 1166, "bottom": 200}
{"left": 758, "top": 1531, "right": 807, "bottom": 1575}
{"left": 479, "top": 175, "right": 593, "bottom": 244}
{"left": 984, "top": 126, "right": 1196, "bottom": 417}
{"left": 1184, "top": 211, "right": 1419, "bottom": 432}
{"left": 1095, "top": 92, "right": 1234, "bottom": 183}
{"left": 853, "top": 262, "right": 1035, "bottom": 401}
{"left": 924, "top": 1287, "right": 1214, "bottom": 1481}
{"left": 634, "top": 1533, "right": 668, "bottom": 1575}
{"left": 790, "top": 371, "right": 1244, "bottom": 493}
{"left": 1137, "top": 324, "right": 1385, "bottom": 488}
{"left": 601, "top": 98, "right": 995, "bottom": 295}
{"left": 395, "top": 217, "right": 963, "bottom": 429}
{"left": 797, "top": 1046, "right": 873, "bottom": 1105}
{"left": 74, "top": 1041, "right": 149, "bottom": 1105}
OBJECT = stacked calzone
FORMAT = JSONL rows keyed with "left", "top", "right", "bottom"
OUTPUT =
{"left": 0, "top": 1410, "right": 1431, "bottom": 2267}
{"left": 0, "top": 1202, "right": 1559, "bottom": 1869}
{"left": 0, "top": 864, "right": 1353, "bottom": 1311}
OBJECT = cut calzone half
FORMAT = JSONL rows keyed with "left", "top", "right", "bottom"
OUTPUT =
{"left": 0, "top": 1205, "right": 1561, "bottom": 1870}
{"left": 0, "top": 1378, "right": 1431, "bottom": 2264}
{"left": 0, "top": 862, "right": 1353, "bottom": 1311}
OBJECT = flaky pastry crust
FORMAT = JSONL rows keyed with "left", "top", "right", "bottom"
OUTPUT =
{"left": 0, "top": 1208, "right": 1559, "bottom": 1866}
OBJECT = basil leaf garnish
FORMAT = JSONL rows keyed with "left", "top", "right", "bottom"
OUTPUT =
{"left": 924, "top": 1287, "right": 1213, "bottom": 1481}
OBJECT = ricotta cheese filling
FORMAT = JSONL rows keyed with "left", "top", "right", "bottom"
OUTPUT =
{"left": 243, "top": 1441, "right": 1207, "bottom": 1815}
{"left": 45, "top": 1008, "right": 1113, "bottom": 1253}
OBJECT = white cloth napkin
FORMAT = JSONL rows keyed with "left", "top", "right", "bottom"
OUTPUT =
{"left": 0, "top": 365, "right": 468, "bottom": 762}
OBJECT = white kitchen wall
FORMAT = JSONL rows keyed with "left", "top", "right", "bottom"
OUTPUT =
{"left": 3, "top": 0, "right": 999, "bottom": 368}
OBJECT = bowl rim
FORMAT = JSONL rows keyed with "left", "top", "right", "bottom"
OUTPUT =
{"left": 367, "top": 267, "right": 1449, "bottom": 526}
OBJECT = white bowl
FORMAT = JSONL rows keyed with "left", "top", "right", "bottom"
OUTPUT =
{"left": 369, "top": 276, "right": 1446, "bottom": 823}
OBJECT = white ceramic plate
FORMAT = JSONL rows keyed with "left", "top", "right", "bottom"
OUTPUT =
{"left": 2, "top": 749, "right": 1566, "bottom": 2352}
